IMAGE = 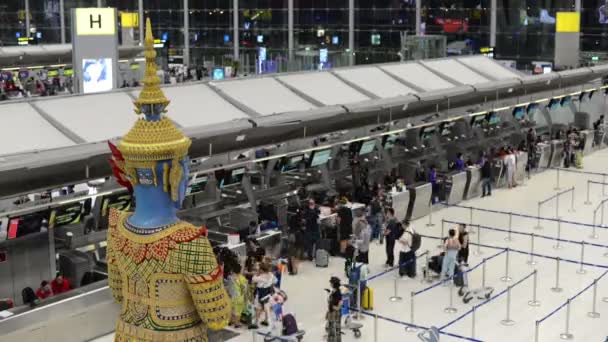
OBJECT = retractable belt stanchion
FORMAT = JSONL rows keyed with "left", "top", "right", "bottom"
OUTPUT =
{"left": 559, "top": 299, "right": 574, "bottom": 340}
{"left": 527, "top": 234, "right": 537, "bottom": 266}
{"left": 528, "top": 269, "right": 541, "bottom": 307}
{"left": 500, "top": 248, "right": 512, "bottom": 282}
{"left": 469, "top": 207, "right": 476, "bottom": 235}
{"left": 500, "top": 286, "right": 515, "bottom": 326}
{"left": 587, "top": 280, "right": 600, "bottom": 318}
{"left": 569, "top": 187, "right": 575, "bottom": 213}
{"left": 555, "top": 194, "right": 560, "bottom": 220}
{"left": 554, "top": 168, "right": 561, "bottom": 190}
{"left": 405, "top": 292, "right": 417, "bottom": 333}
{"left": 354, "top": 280, "right": 362, "bottom": 320}
{"left": 604, "top": 174, "right": 607, "bottom": 196}
{"left": 252, "top": 330, "right": 256, "bottom": 342}
{"left": 505, "top": 212, "right": 513, "bottom": 242}
{"left": 481, "top": 258, "right": 487, "bottom": 289}
{"left": 590, "top": 210, "right": 599, "bottom": 240}
{"left": 444, "top": 281, "right": 458, "bottom": 314}
{"left": 534, "top": 321, "right": 540, "bottom": 342}
{"left": 534, "top": 202, "right": 543, "bottom": 230}
{"left": 438, "top": 219, "right": 445, "bottom": 248}
{"left": 474, "top": 224, "right": 483, "bottom": 255}
{"left": 471, "top": 306, "right": 477, "bottom": 339}
{"left": 389, "top": 276, "right": 402, "bottom": 302}
{"left": 576, "top": 241, "right": 586, "bottom": 275}
{"left": 551, "top": 257, "right": 563, "bottom": 293}
{"left": 426, "top": 201, "right": 435, "bottom": 227}
{"left": 374, "top": 313, "right": 378, "bottom": 342}
{"left": 585, "top": 180, "right": 592, "bottom": 205}
{"left": 553, "top": 219, "right": 563, "bottom": 250}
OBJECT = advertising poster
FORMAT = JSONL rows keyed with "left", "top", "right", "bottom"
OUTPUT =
{"left": 82, "top": 58, "right": 113, "bottom": 93}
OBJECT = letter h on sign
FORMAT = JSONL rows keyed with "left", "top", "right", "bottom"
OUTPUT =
{"left": 90, "top": 14, "right": 102, "bottom": 29}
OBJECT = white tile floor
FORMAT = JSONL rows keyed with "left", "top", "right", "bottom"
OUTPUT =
{"left": 93, "top": 148, "right": 608, "bottom": 342}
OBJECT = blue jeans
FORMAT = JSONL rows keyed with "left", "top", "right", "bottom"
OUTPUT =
{"left": 441, "top": 249, "right": 458, "bottom": 279}
{"left": 368, "top": 214, "right": 383, "bottom": 241}
{"left": 482, "top": 177, "right": 492, "bottom": 196}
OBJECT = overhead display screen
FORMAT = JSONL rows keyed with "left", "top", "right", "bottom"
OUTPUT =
{"left": 439, "top": 121, "right": 456, "bottom": 137}
{"left": 280, "top": 155, "right": 304, "bottom": 173}
{"left": 486, "top": 112, "right": 500, "bottom": 125}
{"left": 382, "top": 134, "right": 399, "bottom": 150}
{"left": 420, "top": 126, "right": 437, "bottom": 140}
{"left": 358, "top": 140, "right": 376, "bottom": 155}
{"left": 223, "top": 167, "right": 246, "bottom": 187}
{"left": 82, "top": 58, "right": 113, "bottom": 94}
{"left": 187, "top": 174, "right": 208, "bottom": 195}
{"left": 309, "top": 149, "right": 332, "bottom": 167}
{"left": 49, "top": 202, "right": 86, "bottom": 228}
{"left": 470, "top": 114, "right": 486, "bottom": 128}
{"left": 6, "top": 210, "right": 51, "bottom": 240}
{"left": 513, "top": 107, "right": 526, "bottom": 121}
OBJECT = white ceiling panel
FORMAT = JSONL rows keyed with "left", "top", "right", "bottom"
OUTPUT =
{"left": 334, "top": 67, "right": 416, "bottom": 98}
{"left": 277, "top": 72, "right": 370, "bottom": 105}
{"left": 213, "top": 77, "right": 316, "bottom": 116}
{"left": 0, "top": 102, "right": 74, "bottom": 156}
{"left": 422, "top": 59, "right": 489, "bottom": 85}
{"left": 37, "top": 92, "right": 138, "bottom": 143}
{"left": 458, "top": 56, "right": 522, "bottom": 80}
{"left": 380, "top": 63, "right": 454, "bottom": 91}
{"left": 133, "top": 84, "right": 248, "bottom": 127}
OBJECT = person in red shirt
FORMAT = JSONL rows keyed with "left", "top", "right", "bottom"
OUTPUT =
{"left": 35, "top": 281, "right": 53, "bottom": 299}
{"left": 51, "top": 274, "right": 71, "bottom": 295}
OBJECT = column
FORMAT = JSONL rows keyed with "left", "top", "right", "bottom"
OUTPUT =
{"left": 233, "top": 0, "right": 239, "bottom": 61}
{"left": 288, "top": 0, "right": 294, "bottom": 61}
{"left": 416, "top": 0, "right": 422, "bottom": 36}
{"left": 25, "top": 0, "right": 30, "bottom": 38}
{"left": 138, "top": 0, "right": 144, "bottom": 44}
{"left": 348, "top": 0, "right": 354, "bottom": 66}
{"left": 575, "top": 0, "right": 581, "bottom": 12}
{"left": 184, "top": 0, "right": 190, "bottom": 66}
{"left": 490, "top": 0, "right": 497, "bottom": 47}
{"left": 60, "top": 0, "right": 65, "bottom": 44}
{"left": 97, "top": 0, "right": 103, "bottom": 7}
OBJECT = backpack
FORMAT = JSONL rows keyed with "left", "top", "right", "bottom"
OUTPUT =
{"left": 348, "top": 263, "right": 362, "bottom": 285}
{"left": 282, "top": 314, "right": 298, "bottom": 335}
{"left": 21, "top": 287, "right": 36, "bottom": 306}
{"left": 409, "top": 231, "right": 422, "bottom": 252}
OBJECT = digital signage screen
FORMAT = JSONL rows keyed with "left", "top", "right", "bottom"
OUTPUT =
{"left": 280, "top": 155, "right": 304, "bottom": 173}
{"left": 419, "top": 126, "right": 437, "bottom": 140}
{"left": 382, "top": 134, "right": 399, "bottom": 150}
{"left": 187, "top": 174, "right": 208, "bottom": 195}
{"left": 513, "top": 107, "right": 526, "bottom": 121}
{"left": 49, "top": 202, "right": 86, "bottom": 229}
{"left": 6, "top": 210, "right": 51, "bottom": 240}
{"left": 470, "top": 114, "right": 486, "bottom": 128}
{"left": 82, "top": 58, "right": 113, "bottom": 94}
{"left": 439, "top": 121, "right": 456, "bottom": 137}
{"left": 309, "top": 149, "right": 332, "bottom": 168}
{"left": 358, "top": 140, "right": 376, "bottom": 156}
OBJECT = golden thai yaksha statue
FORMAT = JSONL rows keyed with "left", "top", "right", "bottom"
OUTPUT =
{"left": 106, "top": 18, "right": 231, "bottom": 341}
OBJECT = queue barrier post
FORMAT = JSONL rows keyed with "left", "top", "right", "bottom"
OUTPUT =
{"left": 534, "top": 202, "right": 543, "bottom": 230}
{"left": 471, "top": 305, "right": 476, "bottom": 338}
{"left": 389, "top": 276, "right": 402, "bottom": 302}
{"left": 500, "top": 248, "right": 512, "bottom": 282}
{"left": 528, "top": 269, "right": 541, "bottom": 307}
{"left": 481, "top": 257, "right": 487, "bottom": 289}
{"left": 534, "top": 321, "right": 540, "bottom": 342}
{"left": 405, "top": 292, "right": 417, "bottom": 333}
{"left": 588, "top": 280, "right": 600, "bottom": 319}
{"left": 469, "top": 207, "right": 476, "bottom": 235}
{"left": 354, "top": 280, "right": 362, "bottom": 320}
{"left": 426, "top": 201, "right": 435, "bottom": 227}
{"left": 590, "top": 210, "right": 599, "bottom": 240}
{"left": 473, "top": 224, "right": 483, "bottom": 255}
{"left": 585, "top": 180, "right": 592, "bottom": 205}
{"left": 527, "top": 233, "right": 537, "bottom": 266}
{"left": 374, "top": 313, "right": 378, "bottom": 342}
{"left": 576, "top": 241, "right": 586, "bottom": 275}
{"left": 500, "top": 286, "right": 515, "bottom": 326}
{"left": 555, "top": 195, "right": 560, "bottom": 220}
{"left": 603, "top": 295, "right": 608, "bottom": 303}
{"left": 252, "top": 330, "right": 256, "bottom": 342}
{"left": 569, "top": 187, "right": 575, "bottom": 213}
{"left": 604, "top": 174, "right": 607, "bottom": 196}
{"left": 551, "top": 257, "right": 563, "bottom": 293}
{"left": 444, "top": 281, "right": 458, "bottom": 314}
{"left": 438, "top": 219, "right": 445, "bottom": 248}
{"left": 505, "top": 212, "right": 513, "bottom": 242}
{"left": 554, "top": 168, "right": 561, "bottom": 191}
{"left": 559, "top": 299, "right": 574, "bottom": 340}
{"left": 553, "top": 219, "right": 563, "bottom": 250}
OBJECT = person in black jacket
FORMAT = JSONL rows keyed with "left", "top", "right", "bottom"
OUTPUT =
{"left": 481, "top": 154, "right": 493, "bottom": 197}
{"left": 302, "top": 199, "right": 321, "bottom": 261}
{"left": 336, "top": 198, "right": 353, "bottom": 255}
{"left": 383, "top": 208, "right": 401, "bottom": 267}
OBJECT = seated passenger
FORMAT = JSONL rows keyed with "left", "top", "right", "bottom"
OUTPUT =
{"left": 36, "top": 281, "right": 53, "bottom": 299}
{"left": 51, "top": 274, "right": 71, "bottom": 295}
{"left": 454, "top": 153, "right": 465, "bottom": 171}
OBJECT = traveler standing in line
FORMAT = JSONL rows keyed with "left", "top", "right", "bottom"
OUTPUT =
{"left": 440, "top": 229, "right": 461, "bottom": 280}
{"left": 397, "top": 222, "right": 416, "bottom": 277}
{"left": 302, "top": 199, "right": 321, "bottom": 261}
{"left": 429, "top": 165, "right": 438, "bottom": 204}
{"left": 383, "top": 208, "right": 400, "bottom": 267}
{"left": 326, "top": 277, "right": 343, "bottom": 342}
{"left": 356, "top": 221, "right": 371, "bottom": 264}
{"left": 336, "top": 198, "right": 353, "bottom": 255}
{"left": 504, "top": 149, "right": 517, "bottom": 188}
{"left": 481, "top": 153, "right": 493, "bottom": 197}
{"left": 457, "top": 224, "right": 470, "bottom": 264}
{"left": 368, "top": 195, "right": 384, "bottom": 243}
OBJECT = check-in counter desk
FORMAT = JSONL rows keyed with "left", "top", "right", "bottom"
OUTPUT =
{"left": 444, "top": 171, "right": 467, "bottom": 205}
{"left": 388, "top": 189, "right": 410, "bottom": 222}
{"left": 515, "top": 151, "right": 528, "bottom": 183}
{"left": 537, "top": 142, "right": 552, "bottom": 169}
{"left": 0, "top": 280, "right": 239, "bottom": 342}
{"left": 407, "top": 182, "right": 432, "bottom": 221}
{"left": 464, "top": 166, "right": 482, "bottom": 200}
{"left": 493, "top": 159, "right": 507, "bottom": 188}
{"left": 581, "top": 130, "right": 595, "bottom": 155}
{"left": 549, "top": 140, "right": 565, "bottom": 168}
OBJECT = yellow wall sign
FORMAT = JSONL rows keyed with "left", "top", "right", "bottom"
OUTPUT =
{"left": 556, "top": 12, "right": 580, "bottom": 33}
{"left": 76, "top": 8, "right": 116, "bottom": 36}
{"left": 120, "top": 12, "right": 139, "bottom": 28}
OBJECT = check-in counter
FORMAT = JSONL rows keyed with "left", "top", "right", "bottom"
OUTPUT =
{"left": 445, "top": 171, "right": 467, "bottom": 205}
{"left": 549, "top": 140, "right": 564, "bottom": 168}
{"left": 515, "top": 151, "right": 528, "bottom": 183}
{"left": 388, "top": 189, "right": 410, "bottom": 222}
{"left": 407, "top": 182, "right": 432, "bottom": 221}
{"left": 493, "top": 158, "right": 506, "bottom": 188}
{"left": 464, "top": 166, "right": 482, "bottom": 200}
{"left": 581, "top": 130, "right": 595, "bottom": 155}
{"left": 536, "top": 142, "right": 552, "bottom": 169}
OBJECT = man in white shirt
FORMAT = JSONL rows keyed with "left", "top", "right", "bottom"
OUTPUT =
{"left": 396, "top": 222, "right": 416, "bottom": 277}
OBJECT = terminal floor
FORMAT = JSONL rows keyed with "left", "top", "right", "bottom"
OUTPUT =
{"left": 92, "top": 149, "right": 608, "bottom": 342}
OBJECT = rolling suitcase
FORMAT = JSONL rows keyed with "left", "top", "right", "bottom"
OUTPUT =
{"left": 315, "top": 249, "right": 329, "bottom": 268}
{"left": 361, "top": 287, "right": 374, "bottom": 310}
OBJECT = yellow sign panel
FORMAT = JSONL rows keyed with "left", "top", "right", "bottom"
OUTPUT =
{"left": 76, "top": 8, "right": 116, "bottom": 36}
{"left": 556, "top": 12, "right": 580, "bottom": 33}
{"left": 120, "top": 12, "right": 139, "bottom": 28}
